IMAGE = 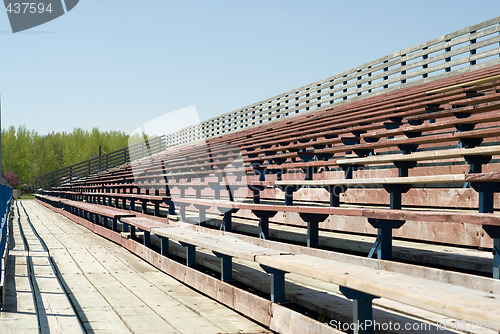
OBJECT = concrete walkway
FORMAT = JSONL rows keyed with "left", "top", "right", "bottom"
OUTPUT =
{"left": 0, "top": 200, "right": 268, "bottom": 333}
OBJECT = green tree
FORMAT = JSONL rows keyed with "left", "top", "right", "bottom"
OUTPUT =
{"left": 1, "top": 126, "right": 130, "bottom": 187}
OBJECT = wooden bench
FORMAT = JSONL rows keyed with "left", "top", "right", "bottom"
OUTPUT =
{"left": 150, "top": 224, "right": 500, "bottom": 331}
{"left": 119, "top": 217, "right": 170, "bottom": 247}
{"left": 276, "top": 171, "right": 499, "bottom": 211}
{"left": 164, "top": 195, "right": 500, "bottom": 277}
{"left": 36, "top": 195, "right": 136, "bottom": 231}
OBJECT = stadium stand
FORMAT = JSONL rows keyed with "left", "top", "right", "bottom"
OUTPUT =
{"left": 35, "top": 17, "right": 500, "bottom": 334}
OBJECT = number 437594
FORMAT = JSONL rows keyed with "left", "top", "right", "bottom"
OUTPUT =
{"left": 5, "top": 2, "right": 53, "bottom": 14}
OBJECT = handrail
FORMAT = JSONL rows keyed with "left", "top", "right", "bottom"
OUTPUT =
{"left": 0, "top": 183, "right": 13, "bottom": 309}
{"left": 35, "top": 136, "right": 165, "bottom": 189}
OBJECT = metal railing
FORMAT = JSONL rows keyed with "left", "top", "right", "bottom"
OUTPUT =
{"left": 36, "top": 17, "right": 500, "bottom": 189}
{"left": 0, "top": 183, "right": 13, "bottom": 308}
{"left": 35, "top": 136, "right": 165, "bottom": 189}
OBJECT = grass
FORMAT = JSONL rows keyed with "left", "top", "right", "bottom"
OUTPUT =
{"left": 19, "top": 194, "right": 35, "bottom": 199}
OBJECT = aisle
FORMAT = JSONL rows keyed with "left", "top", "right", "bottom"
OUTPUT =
{"left": 0, "top": 200, "right": 267, "bottom": 334}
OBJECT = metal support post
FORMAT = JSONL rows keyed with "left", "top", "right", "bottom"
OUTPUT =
{"left": 179, "top": 242, "right": 196, "bottom": 267}
{"left": 367, "top": 218, "right": 405, "bottom": 260}
{"left": 160, "top": 236, "right": 169, "bottom": 256}
{"left": 483, "top": 225, "right": 500, "bottom": 279}
{"left": 339, "top": 286, "right": 379, "bottom": 334}
{"left": 325, "top": 185, "right": 346, "bottom": 207}
{"left": 383, "top": 184, "right": 411, "bottom": 210}
{"left": 260, "top": 265, "right": 287, "bottom": 303}
{"left": 143, "top": 231, "right": 150, "bottom": 247}
{"left": 299, "top": 213, "right": 329, "bottom": 248}
{"left": 213, "top": 251, "right": 233, "bottom": 282}
{"left": 253, "top": 210, "right": 277, "bottom": 239}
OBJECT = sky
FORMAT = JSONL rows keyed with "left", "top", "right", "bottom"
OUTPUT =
{"left": 0, "top": 1, "right": 499, "bottom": 135}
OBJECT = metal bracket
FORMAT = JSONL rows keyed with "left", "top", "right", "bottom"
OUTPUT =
{"left": 299, "top": 213, "right": 329, "bottom": 248}
{"left": 339, "top": 165, "right": 362, "bottom": 179}
{"left": 260, "top": 265, "right": 287, "bottom": 303}
{"left": 470, "top": 182, "right": 500, "bottom": 213}
{"left": 179, "top": 242, "right": 196, "bottom": 267}
{"left": 339, "top": 286, "right": 379, "bottom": 334}
{"left": 464, "top": 155, "right": 492, "bottom": 173}
{"left": 393, "top": 161, "right": 417, "bottom": 177}
{"left": 277, "top": 185, "right": 299, "bottom": 206}
{"left": 213, "top": 251, "right": 233, "bottom": 282}
{"left": 460, "top": 137, "right": 483, "bottom": 149}
{"left": 324, "top": 185, "right": 346, "bottom": 207}
{"left": 253, "top": 210, "right": 277, "bottom": 239}
{"left": 248, "top": 184, "right": 266, "bottom": 204}
{"left": 383, "top": 184, "right": 412, "bottom": 210}
{"left": 483, "top": 225, "right": 500, "bottom": 279}
{"left": 367, "top": 218, "right": 406, "bottom": 260}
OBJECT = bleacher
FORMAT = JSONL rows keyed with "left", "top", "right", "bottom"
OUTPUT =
{"left": 35, "top": 19, "right": 500, "bottom": 334}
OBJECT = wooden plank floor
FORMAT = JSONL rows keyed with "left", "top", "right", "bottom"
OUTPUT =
{"left": 0, "top": 200, "right": 268, "bottom": 334}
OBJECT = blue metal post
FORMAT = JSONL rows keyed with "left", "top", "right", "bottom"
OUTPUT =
{"left": 340, "top": 287, "right": 378, "bottom": 334}
{"left": 494, "top": 238, "right": 500, "bottom": 280}
{"left": 284, "top": 186, "right": 296, "bottom": 206}
{"left": 160, "top": 236, "right": 169, "bottom": 256}
{"left": 253, "top": 210, "right": 278, "bottom": 239}
{"left": 213, "top": 252, "right": 233, "bottom": 282}
{"left": 299, "top": 213, "right": 329, "bottom": 248}
{"left": 260, "top": 265, "right": 286, "bottom": 303}
{"left": 367, "top": 219, "right": 405, "bottom": 260}
{"left": 143, "top": 231, "right": 151, "bottom": 247}
{"left": 307, "top": 221, "right": 319, "bottom": 248}
{"left": 154, "top": 202, "right": 160, "bottom": 217}
{"left": 483, "top": 225, "right": 500, "bottom": 279}
{"left": 479, "top": 191, "right": 494, "bottom": 213}
{"left": 179, "top": 242, "right": 196, "bottom": 267}
{"left": 223, "top": 209, "right": 235, "bottom": 232}
{"left": 252, "top": 190, "right": 260, "bottom": 204}
{"left": 167, "top": 200, "right": 176, "bottom": 215}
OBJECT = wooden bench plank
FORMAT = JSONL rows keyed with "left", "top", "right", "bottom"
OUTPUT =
{"left": 255, "top": 253, "right": 500, "bottom": 322}
{"left": 120, "top": 217, "right": 170, "bottom": 231}
{"left": 276, "top": 173, "right": 468, "bottom": 186}
{"left": 426, "top": 74, "right": 500, "bottom": 95}
{"left": 169, "top": 196, "right": 500, "bottom": 226}
{"left": 336, "top": 145, "right": 500, "bottom": 165}
{"left": 150, "top": 220, "right": 500, "bottom": 322}
{"left": 152, "top": 227, "right": 286, "bottom": 261}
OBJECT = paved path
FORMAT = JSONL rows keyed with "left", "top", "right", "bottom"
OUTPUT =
{"left": 0, "top": 200, "right": 268, "bottom": 333}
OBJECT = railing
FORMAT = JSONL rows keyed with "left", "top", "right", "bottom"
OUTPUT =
{"left": 35, "top": 136, "right": 165, "bottom": 189}
{"left": 36, "top": 17, "right": 500, "bottom": 189}
{"left": 164, "top": 16, "right": 500, "bottom": 147}
{"left": 0, "top": 182, "right": 13, "bottom": 308}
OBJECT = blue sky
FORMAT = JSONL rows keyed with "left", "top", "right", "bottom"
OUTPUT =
{"left": 0, "top": 1, "right": 499, "bottom": 135}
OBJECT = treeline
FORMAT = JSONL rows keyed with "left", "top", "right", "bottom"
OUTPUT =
{"left": 2, "top": 126, "right": 130, "bottom": 187}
